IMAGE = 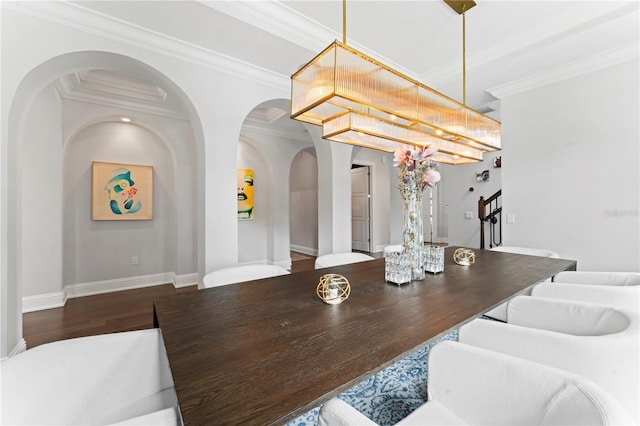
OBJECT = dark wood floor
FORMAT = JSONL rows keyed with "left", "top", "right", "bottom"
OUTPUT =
{"left": 23, "top": 253, "right": 318, "bottom": 349}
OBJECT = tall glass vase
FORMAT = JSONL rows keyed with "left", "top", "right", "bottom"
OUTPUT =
{"left": 402, "top": 190, "right": 425, "bottom": 280}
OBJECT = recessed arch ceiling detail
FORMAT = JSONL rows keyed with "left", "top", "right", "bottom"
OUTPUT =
{"left": 54, "top": 69, "right": 187, "bottom": 119}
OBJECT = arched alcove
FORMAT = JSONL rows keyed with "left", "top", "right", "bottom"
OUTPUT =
{"left": 238, "top": 99, "right": 315, "bottom": 268}
{"left": 61, "top": 121, "right": 177, "bottom": 290}
{"left": 4, "top": 51, "right": 204, "bottom": 353}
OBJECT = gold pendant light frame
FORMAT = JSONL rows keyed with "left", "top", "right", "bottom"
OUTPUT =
{"left": 290, "top": 0, "right": 500, "bottom": 164}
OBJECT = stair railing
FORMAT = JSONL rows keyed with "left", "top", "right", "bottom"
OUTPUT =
{"left": 478, "top": 190, "right": 502, "bottom": 249}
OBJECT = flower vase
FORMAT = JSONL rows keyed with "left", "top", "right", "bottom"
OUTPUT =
{"left": 402, "top": 191, "right": 425, "bottom": 280}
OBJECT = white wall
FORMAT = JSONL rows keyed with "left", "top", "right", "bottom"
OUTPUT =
{"left": 501, "top": 59, "right": 639, "bottom": 271}
{"left": 290, "top": 149, "right": 318, "bottom": 255}
{"left": 63, "top": 121, "right": 175, "bottom": 285}
{"left": 308, "top": 126, "right": 354, "bottom": 256}
{"left": 442, "top": 156, "right": 503, "bottom": 249}
{"left": 20, "top": 86, "right": 64, "bottom": 299}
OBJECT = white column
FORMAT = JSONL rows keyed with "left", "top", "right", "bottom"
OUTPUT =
{"left": 308, "top": 125, "right": 353, "bottom": 255}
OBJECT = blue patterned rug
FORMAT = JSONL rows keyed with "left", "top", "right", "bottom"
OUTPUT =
{"left": 286, "top": 329, "right": 459, "bottom": 426}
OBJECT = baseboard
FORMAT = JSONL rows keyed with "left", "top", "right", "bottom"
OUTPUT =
{"left": 237, "top": 259, "right": 269, "bottom": 267}
{"left": 8, "top": 338, "right": 27, "bottom": 358}
{"left": 22, "top": 292, "right": 66, "bottom": 313}
{"left": 290, "top": 245, "right": 318, "bottom": 256}
{"left": 175, "top": 273, "right": 199, "bottom": 288}
{"left": 274, "top": 259, "right": 292, "bottom": 271}
{"left": 65, "top": 272, "right": 177, "bottom": 299}
{"left": 237, "top": 259, "right": 292, "bottom": 271}
{"left": 22, "top": 272, "right": 198, "bottom": 313}
{"left": 428, "top": 238, "right": 449, "bottom": 245}
{"left": 374, "top": 244, "right": 388, "bottom": 253}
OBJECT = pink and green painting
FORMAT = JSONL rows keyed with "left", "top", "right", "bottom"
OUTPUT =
{"left": 92, "top": 161, "right": 153, "bottom": 221}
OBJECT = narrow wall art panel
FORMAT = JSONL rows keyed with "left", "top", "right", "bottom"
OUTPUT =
{"left": 237, "top": 168, "right": 254, "bottom": 220}
{"left": 92, "top": 161, "right": 153, "bottom": 220}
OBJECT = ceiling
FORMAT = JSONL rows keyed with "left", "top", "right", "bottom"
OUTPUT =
{"left": 66, "top": 0, "right": 639, "bottom": 128}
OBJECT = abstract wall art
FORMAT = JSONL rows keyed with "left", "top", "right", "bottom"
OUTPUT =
{"left": 237, "top": 168, "right": 254, "bottom": 220}
{"left": 92, "top": 161, "right": 153, "bottom": 220}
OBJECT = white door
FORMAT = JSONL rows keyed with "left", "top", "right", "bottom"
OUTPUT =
{"left": 351, "top": 166, "right": 370, "bottom": 252}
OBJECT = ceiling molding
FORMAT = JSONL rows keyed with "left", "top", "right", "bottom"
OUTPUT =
{"left": 70, "top": 70, "right": 168, "bottom": 103}
{"left": 421, "top": 2, "right": 640, "bottom": 89}
{"left": 200, "top": 0, "right": 418, "bottom": 79}
{"left": 242, "top": 121, "right": 311, "bottom": 145}
{"left": 263, "top": 107, "right": 289, "bottom": 124}
{"left": 54, "top": 76, "right": 189, "bottom": 120}
{"left": 4, "top": 1, "right": 290, "bottom": 92}
{"left": 54, "top": 70, "right": 188, "bottom": 119}
{"left": 6, "top": 0, "right": 637, "bottom": 117}
{"left": 199, "top": 1, "right": 334, "bottom": 55}
{"left": 488, "top": 41, "right": 639, "bottom": 100}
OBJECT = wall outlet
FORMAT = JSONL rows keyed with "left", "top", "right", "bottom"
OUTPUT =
{"left": 464, "top": 211, "right": 473, "bottom": 219}
{"left": 131, "top": 256, "right": 138, "bottom": 265}
{"left": 506, "top": 213, "right": 515, "bottom": 224}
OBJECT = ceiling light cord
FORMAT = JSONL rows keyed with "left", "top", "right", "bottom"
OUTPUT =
{"left": 343, "top": 0, "right": 347, "bottom": 44}
{"left": 462, "top": 6, "right": 467, "bottom": 106}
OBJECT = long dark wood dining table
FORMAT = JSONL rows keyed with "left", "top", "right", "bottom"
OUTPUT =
{"left": 153, "top": 246, "right": 576, "bottom": 425}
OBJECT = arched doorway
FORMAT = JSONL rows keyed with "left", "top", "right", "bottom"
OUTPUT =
{"left": 239, "top": 99, "right": 316, "bottom": 268}
{"left": 3, "top": 51, "right": 204, "bottom": 355}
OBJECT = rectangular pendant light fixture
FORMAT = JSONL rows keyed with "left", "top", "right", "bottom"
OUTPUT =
{"left": 323, "top": 110, "right": 484, "bottom": 165}
{"left": 291, "top": 40, "right": 501, "bottom": 162}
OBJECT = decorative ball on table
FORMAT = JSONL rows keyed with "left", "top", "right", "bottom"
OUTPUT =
{"left": 316, "top": 274, "right": 350, "bottom": 305}
{"left": 453, "top": 248, "right": 476, "bottom": 266}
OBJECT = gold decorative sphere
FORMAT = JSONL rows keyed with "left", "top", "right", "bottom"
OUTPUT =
{"left": 453, "top": 248, "right": 476, "bottom": 266}
{"left": 316, "top": 274, "right": 350, "bottom": 305}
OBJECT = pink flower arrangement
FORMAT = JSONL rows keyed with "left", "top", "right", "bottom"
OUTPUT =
{"left": 393, "top": 146, "right": 441, "bottom": 198}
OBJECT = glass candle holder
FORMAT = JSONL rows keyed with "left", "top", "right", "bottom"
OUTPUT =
{"left": 424, "top": 245, "right": 445, "bottom": 274}
{"left": 385, "top": 250, "right": 412, "bottom": 285}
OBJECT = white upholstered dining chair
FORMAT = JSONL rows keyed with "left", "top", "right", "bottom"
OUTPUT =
{"left": 535, "top": 270, "right": 640, "bottom": 312}
{"left": 318, "top": 341, "right": 632, "bottom": 426}
{"left": 201, "top": 264, "right": 290, "bottom": 289}
{"left": 532, "top": 281, "right": 640, "bottom": 312}
{"left": 489, "top": 245, "right": 560, "bottom": 258}
{"left": 552, "top": 270, "right": 640, "bottom": 286}
{"left": 459, "top": 295, "right": 640, "bottom": 423}
{"left": 484, "top": 245, "right": 560, "bottom": 321}
{"left": 314, "top": 252, "right": 374, "bottom": 269}
{"left": 1, "top": 329, "right": 180, "bottom": 425}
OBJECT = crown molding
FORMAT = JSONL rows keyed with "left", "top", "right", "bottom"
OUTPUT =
{"left": 55, "top": 80, "right": 190, "bottom": 120}
{"left": 201, "top": 0, "right": 418, "bottom": 79}
{"left": 199, "top": 0, "right": 334, "bottom": 55}
{"left": 242, "top": 121, "right": 311, "bottom": 145}
{"left": 488, "top": 41, "right": 639, "bottom": 100}
{"left": 73, "top": 70, "right": 168, "bottom": 103}
{"left": 3, "top": 1, "right": 290, "bottom": 92}
{"left": 421, "top": 2, "right": 640, "bottom": 90}
{"left": 54, "top": 72, "right": 188, "bottom": 119}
